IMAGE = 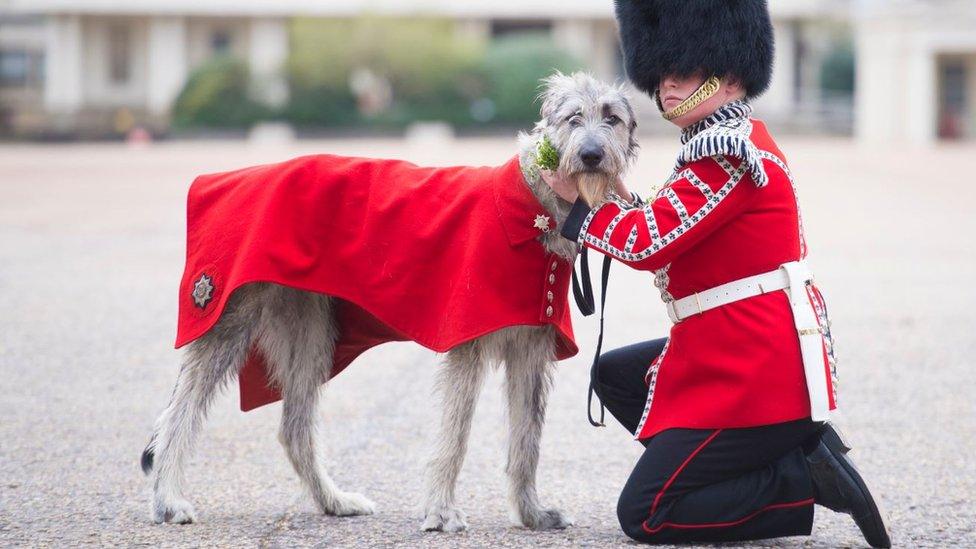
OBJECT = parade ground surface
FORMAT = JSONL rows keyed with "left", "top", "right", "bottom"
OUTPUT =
{"left": 1, "top": 134, "right": 974, "bottom": 548}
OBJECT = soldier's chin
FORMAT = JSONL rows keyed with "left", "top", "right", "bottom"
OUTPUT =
{"left": 572, "top": 170, "right": 612, "bottom": 207}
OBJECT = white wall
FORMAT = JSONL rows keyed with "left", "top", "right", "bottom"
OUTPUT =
{"left": 43, "top": 14, "right": 84, "bottom": 113}
{"left": 855, "top": 2, "right": 976, "bottom": 144}
{"left": 147, "top": 17, "right": 188, "bottom": 115}
{"left": 552, "top": 18, "right": 620, "bottom": 82}
{"left": 11, "top": 0, "right": 850, "bottom": 19}
{"left": 186, "top": 17, "right": 250, "bottom": 69}
{"left": 81, "top": 16, "right": 149, "bottom": 109}
{"left": 248, "top": 17, "right": 288, "bottom": 107}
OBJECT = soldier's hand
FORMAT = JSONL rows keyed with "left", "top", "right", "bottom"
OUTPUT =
{"left": 613, "top": 176, "right": 635, "bottom": 204}
{"left": 540, "top": 169, "right": 580, "bottom": 203}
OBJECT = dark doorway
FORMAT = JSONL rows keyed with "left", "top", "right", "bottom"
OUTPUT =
{"left": 937, "top": 56, "right": 971, "bottom": 140}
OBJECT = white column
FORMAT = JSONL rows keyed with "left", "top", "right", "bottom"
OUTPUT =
{"left": 44, "top": 14, "right": 84, "bottom": 114}
{"left": 248, "top": 17, "right": 288, "bottom": 108}
{"left": 904, "top": 46, "right": 937, "bottom": 145}
{"left": 553, "top": 20, "right": 593, "bottom": 67}
{"left": 552, "top": 19, "right": 620, "bottom": 82}
{"left": 854, "top": 17, "right": 899, "bottom": 144}
{"left": 590, "top": 21, "right": 620, "bottom": 82}
{"left": 147, "top": 17, "right": 187, "bottom": 116}
{"left": 759, "top": 19, "right": 796, "bottom": 120}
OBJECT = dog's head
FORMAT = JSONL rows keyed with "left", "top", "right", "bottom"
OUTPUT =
{"left": 535, "top": 71, "right": 640, "bottom": 206}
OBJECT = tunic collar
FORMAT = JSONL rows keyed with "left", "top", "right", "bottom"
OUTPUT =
{"left": 680, "top": 100, "right": 753, "bottom": 144}
{"left": 493, "top": 155, "right": 557, "bottom": 246}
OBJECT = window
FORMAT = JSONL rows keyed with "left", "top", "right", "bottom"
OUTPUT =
{"left": 937, "top": 59, "right": 969, "bottom": 140}
{"left": 211, "top": 30, "right": 231, "bottom": 54}
{"left": 490, "top": 19, "right": 552, "bottom": 38}
{"left": 108, "top": 24, "right": 131, "bottom": 84}
{"left": 0, "top": 49, "right": 43, "bottom": 88}
{"left": 0, "top": 51, "right": 28, "bottom": 87}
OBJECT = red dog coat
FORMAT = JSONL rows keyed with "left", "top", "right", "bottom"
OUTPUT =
{"left": 176, "top": 154, "right": 578, "bottom": 411}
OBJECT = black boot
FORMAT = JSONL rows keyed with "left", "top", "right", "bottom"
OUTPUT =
{"left": 806, "top": 423, "right": 891, "bottom": 548}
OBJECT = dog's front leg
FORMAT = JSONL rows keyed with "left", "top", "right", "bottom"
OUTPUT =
{"left": 422, "top": 344, "right": 487, "bottom": 532}
{"left": 503, "top": 343, "right": 573, "bottom": 530}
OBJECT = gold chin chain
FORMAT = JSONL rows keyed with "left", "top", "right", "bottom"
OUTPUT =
{"left": 660, "top": 76, "right": 722, "bottom": 121}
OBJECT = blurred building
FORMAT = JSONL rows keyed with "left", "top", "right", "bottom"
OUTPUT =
{"left": 4, "top": 0, "right": 967, "bottom": 143}
{"left": 1, "top": 2, "right": 289, "bottom": 136}
{"left": 855, "top": 0, "right": 976, "bottom": 144}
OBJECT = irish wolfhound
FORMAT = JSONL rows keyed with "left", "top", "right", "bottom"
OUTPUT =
{"left": 141, "top": 71, "right": 638, "bottom": 532}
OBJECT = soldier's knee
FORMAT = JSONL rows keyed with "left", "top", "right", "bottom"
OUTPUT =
{"left": 616, "top": 491, "right": 651, "bottom": 542}
{"left": 593, "top": 351, "right": 623, "bottom": 388}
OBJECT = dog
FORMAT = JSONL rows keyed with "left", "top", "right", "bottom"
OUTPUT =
{"left": 141, "top": 71, "right": 639, "bottom": 532}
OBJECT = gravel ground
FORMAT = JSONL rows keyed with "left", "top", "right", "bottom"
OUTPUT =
{"left": 1, "top": 135, "right": 973, "bottom": 548}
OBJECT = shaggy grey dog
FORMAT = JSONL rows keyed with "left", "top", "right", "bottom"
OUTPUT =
{"left": 141, "top": 71, "right": 639, "bottom": 532}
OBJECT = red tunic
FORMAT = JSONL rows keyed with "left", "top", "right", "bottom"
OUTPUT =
{"left": 176, "top": 154, "right": 577, "bottom": 411}
{"left": 566, "top": 102, "right": 837, "bottom": 440}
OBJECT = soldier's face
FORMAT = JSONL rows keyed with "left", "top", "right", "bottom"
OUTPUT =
{"left": 658, "top": 73, "right": 744, "bottom": 128}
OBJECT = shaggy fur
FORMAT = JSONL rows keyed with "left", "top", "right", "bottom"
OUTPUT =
{"left": 613, "top": 0, "right": 775, "bottom": 98}
{"left": 141, "top": 71, "right": 638, "bottom": 531}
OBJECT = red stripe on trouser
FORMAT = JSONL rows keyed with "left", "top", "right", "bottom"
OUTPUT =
{"left": 641, "top": 498, "right": 815, "bottom": 534}
{"left": 647, "top": 429, "right": 723, "bottom": 519}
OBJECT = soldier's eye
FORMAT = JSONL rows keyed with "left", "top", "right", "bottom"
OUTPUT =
{"left": 605, "top": 115, "right": 621, "bottom": 126}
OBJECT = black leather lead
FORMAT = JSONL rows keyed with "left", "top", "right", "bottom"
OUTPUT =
{"left": 587, "top": 254, "right": 611, "bottom": 427}
{"left": 573, "top": 248, "right": 612, "bottom": 427}
{"left": 571, "top": 247, "right": 595, "bottom": 316}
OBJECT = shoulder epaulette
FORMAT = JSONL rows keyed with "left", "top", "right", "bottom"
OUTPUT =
{"left": 675, "top": 118, "right": 769, "bottom": 187}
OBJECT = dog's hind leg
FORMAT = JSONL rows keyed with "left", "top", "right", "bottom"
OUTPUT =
{"left": 421, "top": 342, "right": 488, "bottom": 532}
{"left": 261, "top": 287, "right": 375, "bottom": 517}
{"left": 144, "top": 285, "right": 264, "bottom": 524}
{"left": 503, "top": 328, "right": 573, "bottom": 530}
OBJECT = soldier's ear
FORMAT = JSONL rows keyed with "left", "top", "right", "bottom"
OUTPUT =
{"left": 723, "top": 75, "right": 746, "bottom": 97}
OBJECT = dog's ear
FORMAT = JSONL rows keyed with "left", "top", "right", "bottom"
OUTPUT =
{"left": 627, "top": 118, "right": 641, "bottom": 162}
{"left": 536, "top": 70, "right": 570, "bottom": 125}
{"left": 616, "top": 81, "right": 641, "bottom": 162}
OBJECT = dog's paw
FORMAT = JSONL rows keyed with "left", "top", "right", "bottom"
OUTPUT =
{"left": 517, "top": 507, "right": 574, "bottom": 530}
{"left": 152, "top": 497, "right": 197, "bottom": 525}
{"left": 326, "top": 491, "right": 376, "bottom": 517}
{"left": 421, "top": 505, "right": 468, "bottom": 532}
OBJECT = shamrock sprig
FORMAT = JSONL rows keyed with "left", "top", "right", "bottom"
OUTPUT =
{"left": 535, "top": 134, "right": 560, "bottom": 171}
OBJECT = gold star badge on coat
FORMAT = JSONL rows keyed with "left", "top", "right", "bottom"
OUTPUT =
{"left": 533, "top": 214, "right": 551, "bottom": 233}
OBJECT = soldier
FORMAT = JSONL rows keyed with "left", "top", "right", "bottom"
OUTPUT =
{"left": 543, "top": 0, "right": 891, "bottom": 546}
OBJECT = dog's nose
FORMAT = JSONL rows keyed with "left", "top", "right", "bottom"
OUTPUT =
{"left": 580, "top": 147, "right": 604, "bottom": 168}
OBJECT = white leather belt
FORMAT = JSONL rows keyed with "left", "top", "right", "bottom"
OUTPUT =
{"left": 664, "top": 260, "right": 833, "bottom": 421}
{"left": 665, "top": 261, "right": 812, "bottom": 323}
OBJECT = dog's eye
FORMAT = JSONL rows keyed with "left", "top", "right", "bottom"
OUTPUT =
{"left": 566, "top": 112, "right": 583, "bottom": 126}
{"left": 605, "top": 115, "right": 621, "bottom": 126}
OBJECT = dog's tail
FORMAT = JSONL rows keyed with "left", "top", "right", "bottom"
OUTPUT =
{"left": 140, "top": 434, "right": 157, "bottom": 475}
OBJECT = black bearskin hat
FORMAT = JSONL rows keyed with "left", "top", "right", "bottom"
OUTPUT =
{"left": 613, "top": 0, "right": 775, "bottom": 98}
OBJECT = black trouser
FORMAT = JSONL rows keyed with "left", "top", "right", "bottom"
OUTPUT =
{"left": 595, "top": 338, "right": 822, "bottom": 544}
